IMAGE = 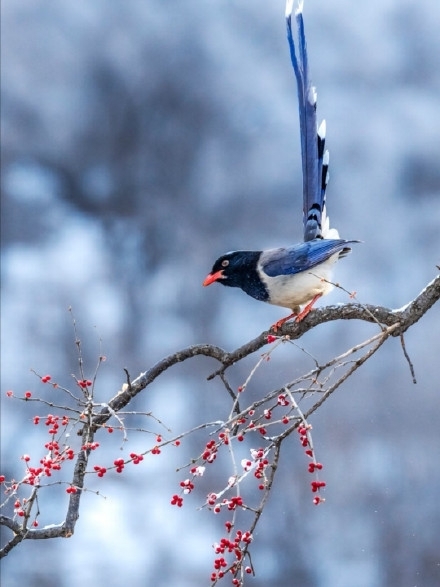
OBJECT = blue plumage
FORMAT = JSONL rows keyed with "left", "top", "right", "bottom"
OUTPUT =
{"left": 261, "top": 240, "right": 353, "bottom": 278}
{"left": 286, "top": 0, "right": 328, "bottom": 242}
{"left": 203, "top": 0, "right": 358, "bottom": 329}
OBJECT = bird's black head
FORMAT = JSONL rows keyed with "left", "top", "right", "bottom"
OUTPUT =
{"left": 203, "top": 250, "right": 268, "bottom": 302}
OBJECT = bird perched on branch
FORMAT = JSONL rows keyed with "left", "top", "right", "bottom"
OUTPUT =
{"left": 203, "top": 0, "right": 358, "bottom": 330}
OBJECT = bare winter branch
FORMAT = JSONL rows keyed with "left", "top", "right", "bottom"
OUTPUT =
{"left": 87, "top": 274, "right": 439, "bottom": 432}
{"left": 2, "top": 274, "right": 438, "bottom": 560}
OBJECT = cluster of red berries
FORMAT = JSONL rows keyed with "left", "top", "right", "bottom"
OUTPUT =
{"left": 93, "top": 465, "right": 107, "bottom": 477}
{"left": 218, "top": 431, "right": 230, "bottom": 445}
{"left": 130, "top": 452, "right": 144, "bottom": 464}
{"left": 311, "top": 480, "right": 326, "bottom": 492}
{"left": 81, "top": 442, "right": 100, "bottom": 451}
{"left": 14, "top": 497, "right": 27, "bottom": 517}
{"left": 207, "top": 492, "right": 217, "bottom": 506}
{"left": 171, "top": 494, "right": 183, "bottom": 507}
{"left": 179, "top": 479, "right": 195, "bottom": 494}
{"left": 226, "top": 496, "right": 244, "bottom": 511}
{"left": 19, "top": 439, "right": 75, "bottom": 486}
{"left": 253, "top": 458, "right": 269, "bottom": 488}
{"left": 202, "top": 439, "right": 218, "bottom": 463}
{"left": 208, "top": 494, "right": 244, "bottom": 514}
{"left": 78, "top": 379, "right": 93, "bottom": 389}
{"left": 35, "top": 413, "right": 69, "bottom": 435}
{"left": 298, "top": 425, "right": 311, "bottom": 447}
{"left": 210, "top": 529, "right": 253, "bottom": 583}
{"left": 277, "top": 393, "right": 289, "bottom": 407}
{"left": 241, "top": 448, "right": 270, "bottom": 490}
{"left": 12, "top": 497, "right": 39, "bottom": 526}
{"left": 308, "top": 461, "right": 323, "bottom": 473}
{"left": 114, "top": 458, "right": 125, "bottom": 473}
{"left": 96, "top": 453, "right": 147, "bottom": 477}
{"left": 298, "top": 425, "right": 326, "bottom": 505}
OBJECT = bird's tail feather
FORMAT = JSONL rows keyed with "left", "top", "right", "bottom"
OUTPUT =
{"left": 286, "top": 0, "right": 336, "bottom": 241}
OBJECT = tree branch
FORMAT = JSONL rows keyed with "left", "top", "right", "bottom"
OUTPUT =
{"left": 3, "top": 275, "right": 437, "bottom": 558}
{"left": 89, "top": 274, "right": 439, "bottom": 430}
{"left": 208, "top": 273, "right": 440, "bottom": 377}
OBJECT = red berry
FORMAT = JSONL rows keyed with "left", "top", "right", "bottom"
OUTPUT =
{"left": 171, "top": 494, "right": 183, "bottom": 507}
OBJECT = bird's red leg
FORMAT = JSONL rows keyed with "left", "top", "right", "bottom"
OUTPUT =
{"left": 270, "top": 294, "right": 323, "bottom": 332}
{"left": 295, "top": 293, "right": 322, "bottom": 322}
{"left": 270, "top": 311, "right": 298, "bottom": 332}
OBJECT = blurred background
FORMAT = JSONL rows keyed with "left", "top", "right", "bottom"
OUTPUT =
{"left": 1, "top": 0, "right": 440, "bottom": 585}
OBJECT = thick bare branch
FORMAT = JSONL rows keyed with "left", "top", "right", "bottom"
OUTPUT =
{"left": 90, "top": 344, "right": 228, "bottom": 430}
{"left": 4, "top": 276, "right": 436, "bottom": 558}
{"left": 208, "top": 273, "right": 440, "bottom": 377}
{"left": 88, "top": 275, "right": 439, "bottom": 430}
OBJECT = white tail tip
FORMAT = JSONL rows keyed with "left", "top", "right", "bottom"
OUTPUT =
{"left": 285, "top": 0, "right": 294, "bottom": 18}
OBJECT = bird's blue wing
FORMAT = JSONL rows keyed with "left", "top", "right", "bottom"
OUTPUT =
{"left": 261, "top": 239, "right": 354, "bottom": 277}
{"left": 286, "top": 0, "right": 329, "bottom": 241}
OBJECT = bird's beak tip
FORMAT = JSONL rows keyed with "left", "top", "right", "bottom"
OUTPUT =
{"left": 202, "top": 270, "right": 224, "bottom": 287}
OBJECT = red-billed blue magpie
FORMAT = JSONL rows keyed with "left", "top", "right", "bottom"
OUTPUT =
{"left": 203, "top": 0, "right": 358, "bottom": 330}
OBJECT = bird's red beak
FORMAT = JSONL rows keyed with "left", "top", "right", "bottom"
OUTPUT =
{"left": 202, "top": 270, "right": 224, "bottom": 286}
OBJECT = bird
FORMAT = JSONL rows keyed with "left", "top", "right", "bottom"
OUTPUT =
{"left": 203, "top": 0, "right": 358, "bottom": 331}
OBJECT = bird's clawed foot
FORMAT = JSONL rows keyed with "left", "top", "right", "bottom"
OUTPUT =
{"left": 270, "top": 312, "right": 298, "bottom": 332}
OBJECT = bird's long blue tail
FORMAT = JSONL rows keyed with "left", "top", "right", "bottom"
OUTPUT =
{"left": 286, "top": 0, "right": 335, "bottom": 242}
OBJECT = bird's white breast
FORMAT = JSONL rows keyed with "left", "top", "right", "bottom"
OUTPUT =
{"left": 258, "top": 254, "right": 339, "bottom": 311}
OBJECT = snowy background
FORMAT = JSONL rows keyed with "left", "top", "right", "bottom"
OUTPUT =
{"left": 1, "top": 0, "right": 440, "bottom": 586}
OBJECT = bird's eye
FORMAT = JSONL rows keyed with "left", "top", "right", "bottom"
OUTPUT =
{"left": 221, "top": 259, "right": 229, "bottom": 268}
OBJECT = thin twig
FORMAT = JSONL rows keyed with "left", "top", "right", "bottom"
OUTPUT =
{"left": 399, "top": 334, "right": 417, "bottom": 384}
